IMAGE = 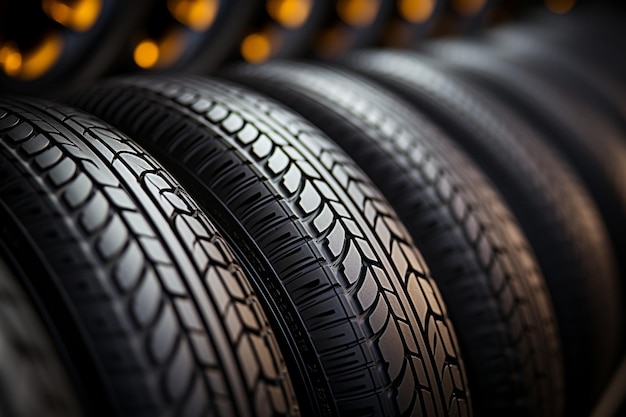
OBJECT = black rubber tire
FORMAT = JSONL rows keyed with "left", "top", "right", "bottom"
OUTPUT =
{"left": 484, "top": 26, "right": 626, "bottom": 133}
{"left": 314, "top": 0, "right": 397, "bottom": 58}
{"left": 527, "top": 7, "right": 626, "bottom": 82}
{"left": 222, "top": 60, "right": 565, "bottom": 417}
{"left": 0, "top": 256, "right": 82, "bottom": 417}
{"left": 422, "top": 39, "right": 626, "bottom": 332}
{"left": 0, "top": 98, "right": 299, "bottom": 417}
{"left": 0, "top": 1, "right": 151, "bottom": 96}
{"left": 188, "top": 0, "right": 257, "bottom": 73}
{"left": 431, "top": 0, "right": 497, "bottom": 35}
{"left": 263, "top": 0, "right": 331, "bottom": 60}
{"left": 343, "top": 49, "right": 622, "bottom": 416}
{"left": 124, "top": 0, "right": 257, "bottom": 74}
{"left": 71, "top": 74, "right": 473, "bottom": 417}
{"left": 383, "top": 0, "right": 448, "bottom": 46}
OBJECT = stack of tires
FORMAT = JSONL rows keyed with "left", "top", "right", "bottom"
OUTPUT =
{"left": 0, "top": 1, "right": 624, "bottom": 416}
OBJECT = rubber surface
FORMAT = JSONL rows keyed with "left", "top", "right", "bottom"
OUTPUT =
{"left": 527, "top": 8, "right": 626, "bottom": 82}
{"left": 0, "top": 97, "right": 298, "bottom": 417}
{"left": 72, "top": 74, "right": 472, "bottom": 417}
{"left": 484, "top": 28, "right": 626, "bottom": 133}
{"left": 0, "top": 256, "right": 82, "bottom": 417}
{"left": 343, "top": 49, "right": 622, "bottom": 415}
{"left": 423, "top": 40, "right": 626, "bottom": 340}
{"left": 223, "top": 60, "right": 564, "bottom": 417}
{"left": 423, "top": 40, "right": 626, "bottom": 235}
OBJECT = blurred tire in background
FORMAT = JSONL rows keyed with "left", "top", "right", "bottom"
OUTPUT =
{"left": 0, "top": 0, "right": 151, "bottom": 95}
{"left": 126, "top": 0, "right": 257, "bottom": 73}
{"left": 382, "top": 0, "right": 447, "bottom": 47}
{"left": 238, "top": 0, "right": 329, "bottom": 63}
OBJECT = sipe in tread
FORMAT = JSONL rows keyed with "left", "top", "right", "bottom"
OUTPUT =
{"left": 0, "top": 97, "right": 299, "bottom": 417}
{"left": 71, "top": 74, "right": 472, "bottom": 417}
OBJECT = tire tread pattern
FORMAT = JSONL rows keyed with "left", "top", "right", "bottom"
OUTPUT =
{"left": 0, "top": 100, "right": 298, "bottom": 417}
{"left": 343, "top": 50, "right": 621, "bottom": 413}
{"left": 72, "top": 75, "right": 472, "bottom": 417}
{"left": 224, "top": 61, "right": 563, "bottom": 417}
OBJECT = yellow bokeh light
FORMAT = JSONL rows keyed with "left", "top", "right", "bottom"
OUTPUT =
{"left": 21, "top": 35, "right": 62, "bottom": 79}
{"left": 42, "top": 0, "right": 101, "bottom": 32}
{"left": 167, "top": 0, "right": 218, "bottom": 32}
{"left": 133, "top": 40, "right": 160, "bottom": 69}
{"left": 398, "top": 0, "right": 435, "bottom": 23}
{"left": 0, "top": 35, "right": 63, "bottom": 80}
{"left": 545, "top": 0, "right": 576, "bottom": 14}
{"left": 337, "top": 0, "right": 380, "bottom": 27}
{"left": 133, "top": 30, "right": 186, "bottom": 70}
{"left": 241, "top": 32, "right": 272, "bottom": 64}
{"left": 451, "top": 0, "right": 487, "bottom": 16}
{"left": 0, "top": 44, "right": 23, "bottom": 77}
{"left": 267, "top": 0, "right": 312, "bottom": 29}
